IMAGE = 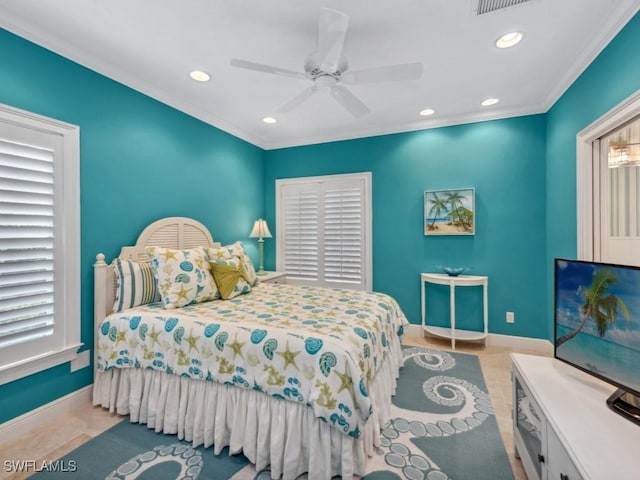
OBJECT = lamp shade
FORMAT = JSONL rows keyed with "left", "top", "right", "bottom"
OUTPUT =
{"left": 249, "top": 219, "right": 272, "bottom": 239}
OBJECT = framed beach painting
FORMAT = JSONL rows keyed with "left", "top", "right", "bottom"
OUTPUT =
{"left": 424, "top": 188, "right": 475, "bottom": 235}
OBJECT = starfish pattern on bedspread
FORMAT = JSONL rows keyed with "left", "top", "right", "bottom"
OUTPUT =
{"left": 97, "top": 283, "right": 408, "bottom": 437}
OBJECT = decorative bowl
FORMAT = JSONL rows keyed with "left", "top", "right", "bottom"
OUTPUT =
{"left": 436, "top": 266, "right": 470, "bottom": 276}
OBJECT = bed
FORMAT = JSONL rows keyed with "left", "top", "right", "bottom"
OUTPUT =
{"left": 92, "top": 217, "right": 407, "bottom": 480}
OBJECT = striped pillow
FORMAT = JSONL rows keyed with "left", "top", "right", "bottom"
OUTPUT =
{"left": 113, "top": 259, "right": 160, "bottom": 312}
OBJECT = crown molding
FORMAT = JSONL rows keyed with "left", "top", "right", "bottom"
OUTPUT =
{"left": 540, "top": 1, "right": 640, "bottom": 112}
{"left": 0, "top": 16, "right": 268, "bottom": 149}
{"left": 261, "top": 103, "right": 547, "bottom": 150}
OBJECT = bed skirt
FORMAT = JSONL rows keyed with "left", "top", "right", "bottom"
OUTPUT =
{"left": 93, "top": 337, "right": 403, "bottom": 480}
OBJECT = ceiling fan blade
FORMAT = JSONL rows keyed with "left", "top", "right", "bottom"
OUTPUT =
{"left": 342, "top": 62, "right": 423, "bottom": 84}
{"left": 330, "top": 85, "right": 371, "bottom": 118}
{"left": 317, "top": 8, "right": 349, "bottom": 73}
{"left": 275, "top": 87, "right": 317, "bottom": 114}
{"left": 230, "top": 58, "right": 307, "bottom": 80}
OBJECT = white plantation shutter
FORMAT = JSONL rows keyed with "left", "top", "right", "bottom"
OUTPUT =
{"left": 282, "top": 187, "right": 320, "bottom": 281}
{"left": 323, "top": 184, "right": 363, "bottom": 285}
{"left": 276, "top": 173, "right": 371, "bottom": 290}
{"left": 0, "top": 104, "right": 80, "bottom": 384}
{"left": 0, "top": 140, "right": 56, "bottom": 349}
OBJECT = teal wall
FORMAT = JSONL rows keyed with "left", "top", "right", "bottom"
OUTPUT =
{"left": 545, "top": 11, "right": 640, "bottom": 338}
{"left": 0, "top": 29, "right": 264, "bottom": 423}
{"left": 264, "top": 115, "right": 548, "bottom": 338}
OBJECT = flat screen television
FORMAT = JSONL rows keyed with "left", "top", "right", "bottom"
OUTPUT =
{"left": 554, "top": 258, "right": 640, "bottom": 425}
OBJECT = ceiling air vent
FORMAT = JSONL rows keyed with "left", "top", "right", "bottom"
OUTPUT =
{"left": 475, "top": 0, "right": 531, "bottom": 15}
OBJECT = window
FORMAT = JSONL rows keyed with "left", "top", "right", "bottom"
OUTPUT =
{"left": 0, "top": 103, "right": 81, "bottom": 385}
{"left": 276, "top": 173, "right": 372, "bottom": 290}
{"left": 577, "top": 90, "right": 640, "bottom": 267}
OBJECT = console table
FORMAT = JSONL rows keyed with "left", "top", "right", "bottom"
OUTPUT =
{"left": 420, "top": 273, "right": 488, "bottom": 349}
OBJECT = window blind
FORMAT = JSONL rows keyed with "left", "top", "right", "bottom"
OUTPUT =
{"left": 323, "top": 186, "right": 363, "bottom": 284}
{"left": 0, "top": 139, "right": 55, "bottom": 350}
{"left": 277, "top": 173, "right": 370, "bottom": 290}
{"left": 281, "top": 187, "right": 320, "bottom": 281}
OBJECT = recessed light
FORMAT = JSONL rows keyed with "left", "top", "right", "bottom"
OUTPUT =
{"left": 419, "top": 109, "right": 435, "bottom": 116}
{"left": 263, "top": 117, "right": 277, "bottom": 124}
{"left": 496, "top": 32, "right": 523, "bottom": 49}
{"left": 189, "top": 70, "right": 210, "bottom": 82}
{"left": 481, "top": 98, "right": 500, "bottom": 107}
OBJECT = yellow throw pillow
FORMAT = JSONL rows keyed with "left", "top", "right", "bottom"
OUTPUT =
{"left": 228, "top": 241, "right": 258, "bottom": 286}
{"left": 209, "top": 259, "right": 252, "bottom": 300}
{"left": 205, "top": 242, "right": 258, "bottom": 286}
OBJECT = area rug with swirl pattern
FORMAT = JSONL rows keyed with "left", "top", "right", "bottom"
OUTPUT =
{"left": 31, "top": 346, "right": 513, "bottom": 480}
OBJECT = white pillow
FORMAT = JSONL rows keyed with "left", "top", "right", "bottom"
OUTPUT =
{"left": 146, "top": 246, "right": 219, "bottom": 309}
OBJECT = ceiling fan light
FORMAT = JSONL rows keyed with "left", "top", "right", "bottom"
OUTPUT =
{"left": 419, "top": 108, "right": 435, "bottom": 116}
{"left": 189, "top": 70, "right": 210, "bottom": 82}
{"left": 496, "top": 32, "right": 523, "bottom": 49}
{"left": 263, "top": 117, "right": 277, "bottom": 124}
{"left": 481, "top": 98, "right": 500, "bottom": 106}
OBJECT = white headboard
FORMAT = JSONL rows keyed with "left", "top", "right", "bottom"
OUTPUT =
{"left": 118, "top": 216, "right": 217, "bottom": 263}
{"left": 93, "top": 217, "right": 221, "bottom": 350}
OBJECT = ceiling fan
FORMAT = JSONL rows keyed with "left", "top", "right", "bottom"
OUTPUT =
{"left": 230, "top": 8, "right": 423, "bottom": 118}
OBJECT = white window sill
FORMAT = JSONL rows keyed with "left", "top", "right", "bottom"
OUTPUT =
{"left": 0, "top": 344, "right": 83, "bottom": 386}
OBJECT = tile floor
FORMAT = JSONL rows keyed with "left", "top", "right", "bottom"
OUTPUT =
{"left": 0, "top": 332, "right": 546, "bottom": 480}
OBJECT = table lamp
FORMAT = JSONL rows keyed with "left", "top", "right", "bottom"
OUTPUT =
{"left": 249, "top": 219, "right": 272, "bottom": 275}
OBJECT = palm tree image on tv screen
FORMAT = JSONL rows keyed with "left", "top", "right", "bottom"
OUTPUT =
{"left": 555, "top": 260, "right": 639, "bottom": 389}
{"left": 556, "top": 267, "right": 631, "bottom": 346}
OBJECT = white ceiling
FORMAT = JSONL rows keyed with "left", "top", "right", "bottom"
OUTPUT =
{"left": 1, "top": 0, "right": 639, "bottom": 150}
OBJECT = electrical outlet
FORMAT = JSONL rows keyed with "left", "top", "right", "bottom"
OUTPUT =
{"left": 506, "top": 312, "right": 515, "bottom": 324}
{"left": 71, "top": 350, "right": 90, "bottom": 372}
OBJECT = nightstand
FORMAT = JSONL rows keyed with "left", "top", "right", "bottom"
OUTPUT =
{"left": 257, "top": 271, "right": 287, "bottom": 284}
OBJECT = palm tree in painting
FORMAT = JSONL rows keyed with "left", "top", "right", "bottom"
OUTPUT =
{"left": 555, "top": 268, "right": 631, "bottom": 347}
{"left": 427, "top": 193, "right": 449, "bottom": 230}
{"left": 445, "top": 191, "right": 474, "bottom": 231}
{"left": 444, "top": 191, "right": 466, "bottom": 228}
{"left": 453, "top": 206, "right": 473, "bottom": 231}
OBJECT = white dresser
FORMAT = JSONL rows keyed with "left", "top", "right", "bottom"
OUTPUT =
{"left": 512, "top": 353, "right": 640, "bottom": 479}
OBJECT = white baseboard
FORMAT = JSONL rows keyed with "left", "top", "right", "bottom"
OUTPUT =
{"left": 404, "top": 323, "right": 553, "bottom": 355}
{"left": 486, "top": 332, "right": 553, "bottom": 355}
{"left": 0, "top": 385, "right": 93, "bottom": 441}
{"left": 404, "top": 323, "right": 424, "bottom": 338}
